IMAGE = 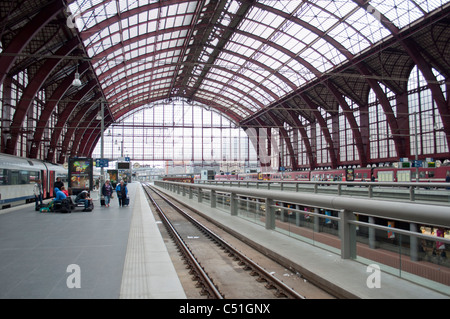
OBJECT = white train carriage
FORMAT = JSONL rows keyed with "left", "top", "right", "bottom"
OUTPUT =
{"left": 0, "top": 153, "right": 67, "bottom": 209}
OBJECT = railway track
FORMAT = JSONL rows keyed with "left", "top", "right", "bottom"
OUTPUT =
{"left": 142, "top": 183, "right": 307, "bottom": 299}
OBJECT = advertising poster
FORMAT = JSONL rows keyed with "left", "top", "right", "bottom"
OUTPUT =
{"left": 69, "top": 158, "right": 93, "bottom": 191}
{"left": 107, "top": 169, "right": 118, "bottom": 187}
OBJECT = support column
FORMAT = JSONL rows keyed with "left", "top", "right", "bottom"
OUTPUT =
{"left": 339, "top": 209, "right": 357, "bottom": 259}
{"left": 410, "top": 223, "right": 419, "bottom": 262}
{"left": 265, "top": 198, "right": 275, "bottom": 230}
{"left": 211, "top": 190, "right": 216, "bottom": 208}
{"left": 230, "top": 192, "right": 238, "bottom": 216}
{"left": 368, "top": 216, "right": 376, "bottom": 249}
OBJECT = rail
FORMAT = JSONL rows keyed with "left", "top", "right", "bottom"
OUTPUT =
{"left": 155, "top": 180, "right": 450, "bottom": 290}
{"left": 143, "top": 184, "right": 223, "bottom": 299}
{"left": 145, "top": 183, "right": 306, "bottom": 299}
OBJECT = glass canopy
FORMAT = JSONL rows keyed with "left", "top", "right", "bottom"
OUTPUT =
{"left": 67, "top": 0, "right": 447, "bottom": 121}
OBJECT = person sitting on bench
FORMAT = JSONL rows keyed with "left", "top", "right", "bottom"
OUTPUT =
{"left": 75, "top": 190, "right": 93, "bottom": 211}
{"left": 54, "top": 187, "right": 67, "bottom": 203}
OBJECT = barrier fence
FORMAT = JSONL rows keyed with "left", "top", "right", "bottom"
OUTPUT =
{"left": 155, "top": 180, "right": 450, "bottom": 289}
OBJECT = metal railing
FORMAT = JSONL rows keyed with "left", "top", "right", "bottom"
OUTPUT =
{"left": 196, "top": 180, "right": 450, "bottom": 204}
{"left": 155, "top": 180, "right": 450, "bottom": 290}
{"left": 156, "top": 180, "right": 450, "bottom": 255}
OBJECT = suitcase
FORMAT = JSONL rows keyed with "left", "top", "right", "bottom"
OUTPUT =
{"left": 124, "top": 196, "right": 129, "bottom": 206}
{"left": 35, "top": 203, "right": 46, "bottom": 211}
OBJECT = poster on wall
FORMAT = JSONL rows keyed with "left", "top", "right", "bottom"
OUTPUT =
{"left": 68, "top": 158, "right": 93, "bottom": 193}
{"left": 107, "top": 169, "right": 118, "bottom": 187}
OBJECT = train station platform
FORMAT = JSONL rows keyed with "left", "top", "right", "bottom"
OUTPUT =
{"left": 0, "top": 183, "right": 186, "bottom": 299}
{"left": 153, "top": 184, "right": 450, "bottom": 299}
{"left": 1, "top": 182, "right": 448, "bottom": 299}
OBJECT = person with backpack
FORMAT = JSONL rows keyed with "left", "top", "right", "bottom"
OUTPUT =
{"left": 115, "top": 180, "right": 128, "bottom": 207}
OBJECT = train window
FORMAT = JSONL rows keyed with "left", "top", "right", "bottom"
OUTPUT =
{"left": 0, "top": 169, "right": 8, "bottom": 185}
{"left": 19, "top": 170, "right": 30, "bottom": 184}
{"left": 10, "top": 170, "right": 19, "bottom": 185}
{"left": 428, "top": 171, "right": 435, "bottom": 178}
{"left": 30, "top": 171, "right": 39, "bottom": 183}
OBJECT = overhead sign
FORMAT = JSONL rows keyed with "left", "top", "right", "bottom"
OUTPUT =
{"left": 95, "top": 158, "right": 109, "bottom": 168}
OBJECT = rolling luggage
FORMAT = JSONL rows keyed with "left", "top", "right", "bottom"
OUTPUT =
{"left": 35, "top": 203, "right": 46, "bottom": 211}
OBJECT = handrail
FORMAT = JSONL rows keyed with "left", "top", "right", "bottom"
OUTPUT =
{"left": 157, "top": 181, "right": 450, "bottom": 227}
{"left": 156, "top": 180, "right": 450, "bottom": 290}
{"left": 196, "top": 180, "right": 450, "bottom": 204}
{"left": 198, "top": 179, "right": 450, "bottom": 189}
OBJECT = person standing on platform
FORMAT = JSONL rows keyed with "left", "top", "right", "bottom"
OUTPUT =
{"left": 102, "top": 180, "right": 113, "bottom": 207}
{"left": 54, "top": 177, "right": 64, "bottom": 192}
{"left": 115, "top": 180, "right": 128, "bottom": 207}
{"left": 33, "top": 179, "right": 43, "bottom": 210}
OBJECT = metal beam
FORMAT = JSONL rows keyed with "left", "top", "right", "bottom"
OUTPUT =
{"left": 4, "top": 37, "right": 80, "bottom": 155}
{"left": 30, "top": 62, "right": 90, "bottom": 159}
{"left": 0, "top": 0, "right": 64, "bottom": 87}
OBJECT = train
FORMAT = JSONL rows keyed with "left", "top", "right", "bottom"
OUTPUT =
{"left": 0, "top": 153, "right": 68, "bottom": 209}
{"left": 214, "top": 165, "right": 450, "bottom": 183}
{"left": 162, "top": 176, "right": 195, "bottom": 183}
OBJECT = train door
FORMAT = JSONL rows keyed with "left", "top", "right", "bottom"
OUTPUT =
{"left": 41, "top": 170, "right": 48, "bottom": 199}
{"left": 397, "top": 170, "right": 411, "bottom": 182}
{"left": 378, "top": 170, "right": 394, "bottom": 182}
{"left": 48, "top": 170, "right": 55, "bottom": 197}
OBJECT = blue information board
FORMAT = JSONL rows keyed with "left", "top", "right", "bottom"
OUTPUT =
{"left": 95, "top": 158, "right": 109, "bottom": 168}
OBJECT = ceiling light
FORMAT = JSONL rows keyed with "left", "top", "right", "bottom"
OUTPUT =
{"left": 72, "top": 71, "right": 82, "bottom": 87}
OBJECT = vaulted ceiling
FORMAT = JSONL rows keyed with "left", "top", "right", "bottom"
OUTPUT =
{"left": 1, "top": 0, "right": 449, "bottom": 165}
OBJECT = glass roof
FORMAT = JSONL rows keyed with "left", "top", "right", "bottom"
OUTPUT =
{"left": 67, "top": 0, "right": 449, "bottom": 120}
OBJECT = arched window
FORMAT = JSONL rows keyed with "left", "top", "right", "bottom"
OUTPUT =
{"left": 92, "top": 100, "right": 258, "bottom": 173}
{"left": 368, "top": 83, "right": 397, "bottom": 160}
{"left": 339, "top": 97, "right": 360, "bottom": 163}
{"left": 408, "top": 66, "right": 448, "bottom": 156}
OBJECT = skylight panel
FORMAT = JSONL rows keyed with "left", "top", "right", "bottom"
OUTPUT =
{"left": 282, "top": 67, "right": 307, "bottom": 87}
{"left": 229, "top": 77, "right": 254, "bottom": 92}
{"left": 265, "top": 46, "right": 290, "bottom": 64}
{"left": 241, "top": 68, "right": 264, "bottom": 83}
{"left": 298, "top": 3, "right": 338, "bottom": 32}
{"left": 310, "top": 38, "right": 337, "bottom": 68}
{"left": 371, "top": 0, "right": 424, "bottom": 28}
{"left": 207, "top": 71, "right": 231, "bottom": 85}
{"left": 167, "top": 4, "right": 179, "bottom": 16}
{"left": 251, "top": 86, "right": 273, "bottom": 104}
{"left": 416, "top": 0, "right": 447, "bottom": 12}
{"left": 129, "top": 25, "right": 138, "bottom": 38}
{"left": 164, "top": 17, "right": 176, "bottom": 29}
{"left": 109, "top": 21, "right": 119, "bottom": 34}
{"left": 257, "top": 54, "right": 283, "bottom": 71}
{"left": 253, "top": 22, "right": 275, "bottom": 39}
{"left": 315, "top": 0, "right": 356, "bottom": 18}
{"left": 261, "top": 76, "right": 287, "bottom": 97}
{"left": 129, "top": 14, "right": 138, "bottom": 27}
